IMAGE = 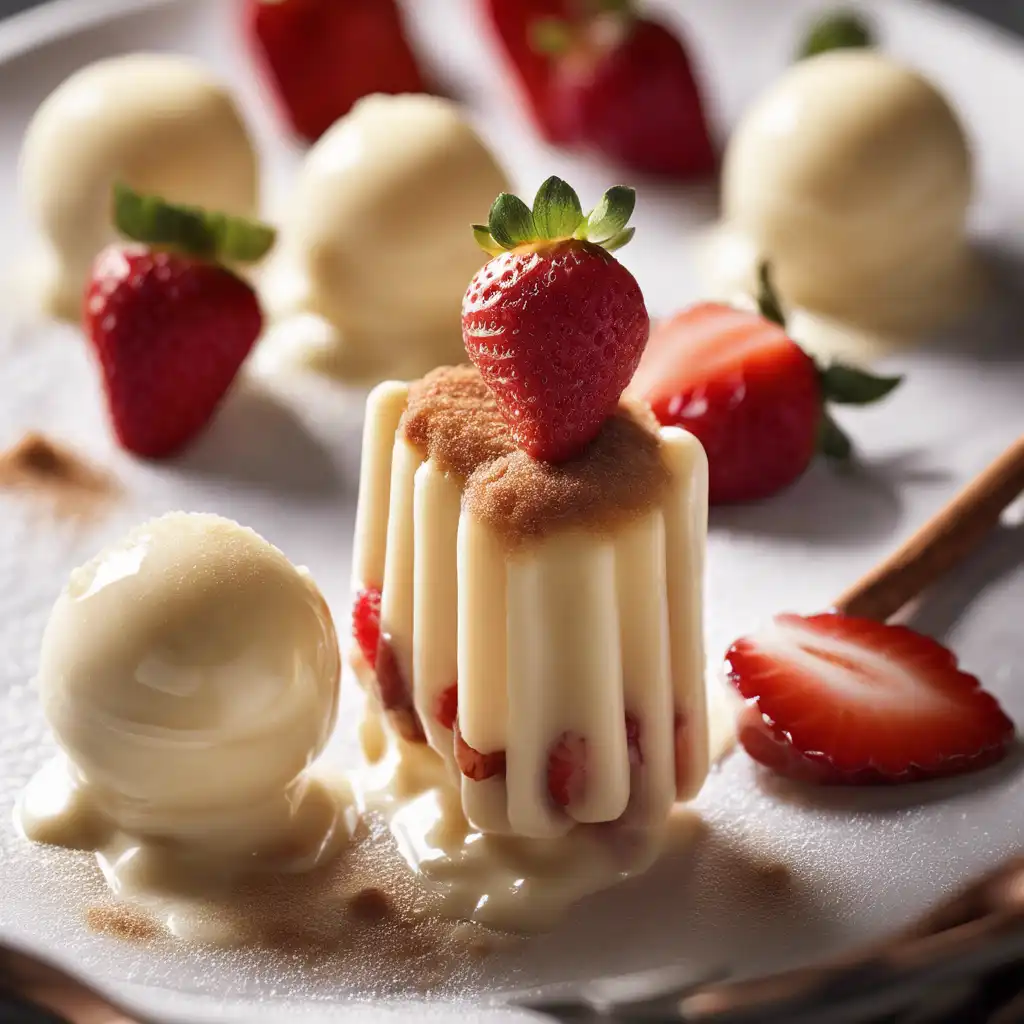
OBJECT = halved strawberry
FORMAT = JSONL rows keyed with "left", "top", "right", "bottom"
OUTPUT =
{"left": 352, "top": 587, "right": 382, "bottom": 669}
{"left": 726, "top": 612, "right": 1015, "bottom": 785}
{"left": 631, "top": 266, "right": 902, "bottom": 504}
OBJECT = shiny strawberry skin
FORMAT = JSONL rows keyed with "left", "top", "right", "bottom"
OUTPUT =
{"left": 727, "top": 613, "right": 1015, "bottom": 785}
{"left": 633, "top": 303, "right": 822, "bottom": 504}
{"left": 245, "top": 0, "right": 426, "bottom": 141}
{"left": 462, "top": 239, "right": 649, "bottom": 463}
{"left": 549, "top": 18, "right": 716, "bottom": 177}
{"left": 84, "top": 245, "right": 261, "bottom": 459}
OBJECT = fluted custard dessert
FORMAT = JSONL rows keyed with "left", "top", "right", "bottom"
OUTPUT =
{"left": 351, "top": 365, "right": 709, "bottom": 840}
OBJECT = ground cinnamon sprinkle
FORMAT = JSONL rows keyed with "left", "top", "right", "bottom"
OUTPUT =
{"left": 0, "top": 432, "right": 117, "bottom": 516}
{"left": 85, "top": 905, "right": 161, "bottom": 942}
{"left": 401, "top": 365, "right": 670, "bottom": 543}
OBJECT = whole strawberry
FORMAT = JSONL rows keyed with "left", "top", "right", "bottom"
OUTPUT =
{"left": 631, "top": 265, "right": 903, "bottom": 503}
{"left": 84, "top": 184, "right": 275, "bottom": 459}
{"left": 463, "top": 176, "right": 648, "bottom": 463}
{"left": 483, "top": 0, "right": 716, "bottom": 178}
{"left": 244, "top": 0, "right": 427, "bottom": 142}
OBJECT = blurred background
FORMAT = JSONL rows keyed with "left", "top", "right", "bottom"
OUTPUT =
{"left": 0, "top": 0, "right": 1022, "bottom": 35}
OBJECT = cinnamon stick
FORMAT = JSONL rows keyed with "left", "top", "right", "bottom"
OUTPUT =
{"left": 834, "top": 434, "right": 1024, "bottom": 621}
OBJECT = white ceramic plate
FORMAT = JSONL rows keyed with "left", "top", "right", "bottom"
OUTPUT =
{"left": 1, "top": 0, "right": 1024, "bottom": 1021}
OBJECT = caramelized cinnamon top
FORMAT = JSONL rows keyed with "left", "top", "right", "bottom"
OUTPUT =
{"left": 401, "top": 365, "right": 670, "bottom": 543}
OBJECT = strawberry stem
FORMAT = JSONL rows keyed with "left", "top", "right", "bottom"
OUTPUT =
{"left": 818, "top": 410, "right": 853, "bottom": 460}
{"left": 113, "top": 183, "right": 276, "bottom": 264}
{"left": 819, "top": 363, "right": 903, "bottom": 405}
{"left": 756, "top": 262, "right": 787, "bottom": 327}
{"left": 799, "top": 10, "right": 874, "bottom": 60}
{"left": 475, "top": 176, "right": 637, "bottom": 255}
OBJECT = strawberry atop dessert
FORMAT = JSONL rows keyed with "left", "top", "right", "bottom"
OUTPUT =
{"left": 463, "top": 175, "right": 648, "bottom": 463}
{"left": 631, "top": 265, "right": 903, "bottom": 504}
{"left": 727, "top": 612, "right": 1015, "bottom": 785}
{"left": 482, "top": 0, "right": 715, "bottom": 177}
{"left": 84, "top": 184, "right": 274, "bottom": 459}
{"left": 351, "top": 177, "right": 711, "bottom": 835}
{"left": 244, "top": 0, "right": 427, "bottom": 142}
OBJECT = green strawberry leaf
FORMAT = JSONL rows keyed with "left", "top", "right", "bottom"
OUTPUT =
{"left": 113, "top": 183, "right": 276, "bottom": 264}
{"left": 488, "top": 192, "right": 537, "bottom": 249}
{"left": 471, "top": 177, "right": 638, "bottom": 255}
{"left": 532, "top": 176, "right": 584, "bottom": 240}
{"left": 818, "top": 410, "right": 853, "bottom": 460}
{"left": 820, "top": 363, "right": 904, "bottom": 405}
{"left": 602, "top": 226, "right": 636, "bottom": 253}
{"left": 583, "top": 185, "right": 636, "bottom": 244}
{"left": 472, "top": 223, "right": 504, "bottom": 257}
{"left": 756, "top": 261, "right": 787, "bottom": 327}
{"left": 799, "top": 10, "right": 874, "bottom": 60}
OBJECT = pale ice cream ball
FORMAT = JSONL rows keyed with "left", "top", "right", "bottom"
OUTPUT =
{"left": 721, "top": 50, "right": 973, "bottom": 328}
{"left": 264, "top": 93, "right": 509, "bottom": 382}
{"left": 20, "top": 54, "right": 259, "bottom": 320}
{"left": 38, "top": 513, "right": 340, "bottom": 828}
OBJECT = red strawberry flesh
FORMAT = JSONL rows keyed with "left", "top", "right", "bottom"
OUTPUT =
{"left": 727, "top": 612, "right": 1015, "bottom": 785}
{"left": 352, "top": 587, "right": 382, "bottom": 670}
{"left": 547, "top": 730, "right": 587, "bottom": 806}
{"left": 373, "top": 636, "right": 426, "bottom": 744}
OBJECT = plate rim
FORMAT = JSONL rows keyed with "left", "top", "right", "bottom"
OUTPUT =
{"left": 0, "top": 0, "right": 173, "bottom": 63}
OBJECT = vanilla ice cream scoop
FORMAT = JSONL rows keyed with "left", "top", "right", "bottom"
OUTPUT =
{"left": 720, "top": 50, "right": 976, "bottom": 333}
{"left": 260, "top": 94, "right": 509, "bottom": 383}
{"left": 20, "top": 55, "right": 259, "bottom": 320}
{"left": 36, "top": 512, "right": 339, "bottom": 834}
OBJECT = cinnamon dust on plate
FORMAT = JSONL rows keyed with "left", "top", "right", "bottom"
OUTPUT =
{"left": 0, "top": 432, "right": 118, "bottom": 517}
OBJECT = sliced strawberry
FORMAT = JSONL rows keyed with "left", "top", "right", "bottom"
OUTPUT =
{"left": 435, "top": 683, "right": 458, "bottom": 731}
{"left": 726, "top": 612, "right": 1015, "bottom": 785}
{"left": 352, "top": 587, "right": 382, "bottom": 670}
{"left": 547, "top": 731, "right": 587, "bottom": 806}
{"left": 374, "top": 637, "right": 426, "bottom": 744}
{"left": 454, "top": 720, "right": 506, "bottom": 781}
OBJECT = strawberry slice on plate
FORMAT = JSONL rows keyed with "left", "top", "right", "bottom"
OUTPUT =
{"left": 726, "top": 612, "right": 1015, "bottom": 785}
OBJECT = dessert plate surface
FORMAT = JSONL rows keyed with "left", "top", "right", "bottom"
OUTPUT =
{"left": 1, "top": 0, "right": 1024, "bottom": 1021}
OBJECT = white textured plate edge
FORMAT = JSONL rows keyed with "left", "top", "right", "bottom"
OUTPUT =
{"left": 0, "top": 0, "right": 174, "bottom": 62}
